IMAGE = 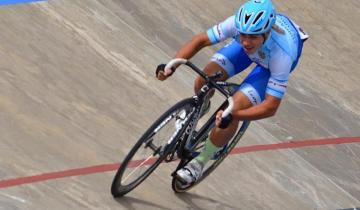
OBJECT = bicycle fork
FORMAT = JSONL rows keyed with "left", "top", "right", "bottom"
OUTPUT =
{"left": 163, "top": 108, "right": 196, "bottom": 162}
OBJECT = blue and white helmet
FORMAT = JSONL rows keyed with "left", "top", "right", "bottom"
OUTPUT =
{"left": 235, "top": 0, "right": 276, "bottom": 35}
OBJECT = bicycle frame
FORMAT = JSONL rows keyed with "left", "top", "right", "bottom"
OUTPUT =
{"left": 161, "top": 58, "right": 240, "bottom": 160}
{"left": 166, "top": 58, "right": 234, "bottom": 118}
{"left": 162, "top": 91, "right": 209, "bottom": 161}
{"left": 111, "top": 58, "right": 250, "bottom": 197}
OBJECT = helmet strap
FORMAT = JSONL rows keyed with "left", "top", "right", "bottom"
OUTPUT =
{"left": 262, "top": 32, "right": 270, "bottom": 44}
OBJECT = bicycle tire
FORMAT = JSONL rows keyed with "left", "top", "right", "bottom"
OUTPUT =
{"left": 172, "top": 115, "right": 251, "bottom": 193}
{"left": 111, "top": 98, "right": 195, "bottom": 197}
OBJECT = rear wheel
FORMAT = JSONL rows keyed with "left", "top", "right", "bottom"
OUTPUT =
{"left": 111, "top": 98, "right": 195, "bottom": 197}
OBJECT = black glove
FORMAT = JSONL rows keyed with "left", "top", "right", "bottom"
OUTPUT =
{"left": 218, "top": 114, "right": 233, "bottom": 129}
{"left": 155, "top": 64, "right": 175, "bottom": 77}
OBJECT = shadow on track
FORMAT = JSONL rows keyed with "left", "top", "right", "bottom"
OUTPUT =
{"left": 114, "top": 196, "right": 174, "bottom": 210}
{"left": 174, "top": 191, "right": 240, "bottom": 210}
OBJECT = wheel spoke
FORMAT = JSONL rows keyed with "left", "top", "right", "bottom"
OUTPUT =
{"left": 144, "top": 139, "right": 163, "bottom": 155}
{"left": 111, "top": 98, "right": 195, "bottom": 197}
{"left": 122, "top": 155, "right": 155, "bottom": 183}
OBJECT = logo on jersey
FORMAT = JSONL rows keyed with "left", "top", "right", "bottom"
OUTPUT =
{"left": 248, "top": 89, "right": 260, "bottom": 105}
{"left": 268, "top": 78, "right": 287, "bottom": 93}
{"left": 215, "top": 57, "right": 226, "bottom": 66}
{"left": 216, "top": 24, "right": 222, "bottom": 39}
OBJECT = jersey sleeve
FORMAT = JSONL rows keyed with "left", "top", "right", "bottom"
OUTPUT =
{"left": 266, "top": 50, "right": 293, "bottom": 99}
{"left": 206, "top": 16, "right": 238, "bottom": 44}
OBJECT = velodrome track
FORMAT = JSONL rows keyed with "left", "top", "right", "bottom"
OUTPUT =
{"left": 0, "top": 0, "right": 359, "bottom": 209}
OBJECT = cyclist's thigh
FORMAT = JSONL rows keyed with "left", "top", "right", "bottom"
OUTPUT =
{"left": 194, "top": 61, "right": 229, "bottom": 92}
{"left": 232, "top": 91, "right": 254, "bottom": 112}
{"left": 238, "top": 65, "right": 270, "bottom": 106}
{"left": 210, "top": 39, "right": 252, "bottom": 78}
{"left": 202, "top": 61, "right": 229, "bottom": 81}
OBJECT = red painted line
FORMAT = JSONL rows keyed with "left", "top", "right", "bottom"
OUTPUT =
{"left": 0, "top": 159, "right": 160, "bottom": 189}
{"left": 0, "top": 163, "right": 118, "bottom": 188}
{"left": 230, "top": 137, "right": 360, "bottom": 154}
{"left": 0, "top": 137, "right": 359, "bottom": 189}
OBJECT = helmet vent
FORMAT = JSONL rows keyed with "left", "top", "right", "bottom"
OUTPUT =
{"left": 245, "top": 14, "right": 251, "bottom": 24}
{"left": 263, "top": 19, "right": 270, "bottom": 30}
{"left": 239, "top": 8, "right": 243, "bottom": 20}
{"left": 253, "top": 11, "right": 264, "bottom": 24}
{"left": 254, "top": 28, "right": 262, "bottom": 32}
{"left": 235, "top": 0, "right": 276, "bottom": 34}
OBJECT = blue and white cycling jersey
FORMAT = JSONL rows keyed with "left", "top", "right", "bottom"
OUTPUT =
{"left": 206, "top": 14, "right": 308, "bottom": 101}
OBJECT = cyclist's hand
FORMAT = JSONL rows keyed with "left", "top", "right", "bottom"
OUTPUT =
{"left": 157, "top": 70, "right": 169, "bottom": 81}
{"left": 156, "top": 64, "right": 175, "bottom": 81}
{"left": 156, "top": 64, "right": 174, "bottom": 81}
{"left": 215, "top": 110, "right": 233, "bottom": 129}
{"left": 215, "top": 110, "right": 224, "bottom": 127}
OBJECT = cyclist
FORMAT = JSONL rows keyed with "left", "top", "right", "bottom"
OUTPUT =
{"left": 157, "top": 0, "right": 308, "bottom": 185}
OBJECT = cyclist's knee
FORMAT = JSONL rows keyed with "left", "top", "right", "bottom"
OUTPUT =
{"left": 204, "top": 62, "right": 229, "bottom": 80}
{"left": 194, "top": 76, "right": 215, "bottom": 97}
{"left": 232, "top": 91, "right": 254, "bottom": 111}
{"left": 194, "top": 61, "right": 229, "bottom": 93}
{"left": 194, "top": 76, "right": 205, "bottom": 93}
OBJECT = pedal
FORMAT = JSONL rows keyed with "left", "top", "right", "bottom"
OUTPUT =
{"left": 164, "top": 150, "right": 177, "bottom": 162}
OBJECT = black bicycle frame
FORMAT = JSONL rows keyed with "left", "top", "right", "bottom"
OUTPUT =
{"left": 162, "top": 59, "right": 239, "bottom": 160}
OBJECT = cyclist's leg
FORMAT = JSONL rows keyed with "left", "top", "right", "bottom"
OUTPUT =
{"left": 194, "top": 62, "right": 228, "bottom": 94}
{"left": 209, "top": 91, "right": 253, "bottom": 146}
{"left": 209, "top": 65, "right": 270, "bottom": 147}
{"left": 176, "top": 40, "right": 253, "bottom": 182}
{"left": 195, "top": 90, "right": 253, "bottom": 164}
{"left": 191, "top": 41, "right": 252, "bottom": 162}
{"left": 196, "top": 65, "right": 270, "bottom": 165}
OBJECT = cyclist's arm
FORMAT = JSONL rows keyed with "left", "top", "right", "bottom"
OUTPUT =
{"left": 157, "top": 33, "right": 212, "bottom": 79}
{"left": 174, "top": 32, "right": 213, "bottom": 60}
{"left": 158, "top": 16, "right": 236, "bottom": 79}
{"left": 232, "top": 95, "right": 281, "bottom": 121}
{"left": 175, "top": 15, "right": 237, "bottom": 60}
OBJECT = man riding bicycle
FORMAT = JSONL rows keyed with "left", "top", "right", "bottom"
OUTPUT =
{"left": 157, "top": 0, "right": 308, "bottom": 185}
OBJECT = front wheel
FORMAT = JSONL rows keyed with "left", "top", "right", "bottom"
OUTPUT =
{"left": 111, "top": 98, "right": 195, "bottom": 197}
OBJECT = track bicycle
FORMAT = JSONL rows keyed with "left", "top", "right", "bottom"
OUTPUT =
{"left": 111, "top": 58, "right": 250, "bottom": 197}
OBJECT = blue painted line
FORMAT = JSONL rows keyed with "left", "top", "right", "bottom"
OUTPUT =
{"left": 0, "top": 0, "right": 46, "bottom": 6}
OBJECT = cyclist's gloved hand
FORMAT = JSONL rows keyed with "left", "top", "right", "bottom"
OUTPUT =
{"left": 156, "top": 63, "right": 175, "bottom": 81}
{"left": 216, "top": 110, "right": 233, "bottom": 129}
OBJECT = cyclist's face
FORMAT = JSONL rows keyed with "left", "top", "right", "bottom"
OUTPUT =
{"left": 239, "top": 33, "right": 264, "bottom": 54}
